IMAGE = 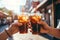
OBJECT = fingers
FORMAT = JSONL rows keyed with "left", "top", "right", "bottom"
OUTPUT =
{"left": 37, "top": 20, "right": 43, "bottom": 24}
{"left": 16, "top": 22, "right": 22, "bottom": 26}
{"left": 37, "top": 20, "right": 47, "bottom": 26}
{"left": 11, "top": 22, "right": 23, "bottom": 27}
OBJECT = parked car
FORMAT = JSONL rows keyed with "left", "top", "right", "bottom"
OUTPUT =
{"left": 0, "top": 18, "right": 7, "bottom": 26}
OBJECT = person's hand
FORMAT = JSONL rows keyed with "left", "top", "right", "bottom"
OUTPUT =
{"left": 7, "top": 22, "right": 22, "bottom": 36}
{"left": 37, "top": 20, "right": 50, "bottom": 34}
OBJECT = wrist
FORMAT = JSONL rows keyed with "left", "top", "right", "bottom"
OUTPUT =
{"left": 6, "top": 29, "right": 13, "bottom": 37}
{"left": 46, "top": 27, "right": 52, "bottom": 34}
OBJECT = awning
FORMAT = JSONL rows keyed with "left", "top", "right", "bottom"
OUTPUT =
{"left": 0, "top": 11, "right": 7, "bottom": 19}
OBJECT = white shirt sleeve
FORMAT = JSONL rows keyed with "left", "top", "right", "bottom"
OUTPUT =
{"left": 57, "top": 21, "right": 60, "bottom": 28}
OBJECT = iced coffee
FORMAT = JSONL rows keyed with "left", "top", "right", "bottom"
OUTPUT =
{"left": 30, "top": 15, "right": 41, "bottom": 34}
{"left": 18, "top": 15, "right": 28, "bottom": 34}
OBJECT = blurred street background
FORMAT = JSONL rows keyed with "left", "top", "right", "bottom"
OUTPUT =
{"left": 0, "top": 0, "right": 58, "bottom": 40}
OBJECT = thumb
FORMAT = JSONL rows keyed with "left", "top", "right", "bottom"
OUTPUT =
{"left": 17, "top": 22, "right": 22, "bottom": 26}
{"left": 37, "top": 20, "right": 43, "bottom": 24}
{"left": 11, "top": 22, "right": 23, "bottom": 27}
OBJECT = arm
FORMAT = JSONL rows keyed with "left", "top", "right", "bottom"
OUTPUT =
{"left": 38, "top": 21, "right": 60, "bottom": 39}
{"left": 0, "top": 22, "right": 22, "bottom": 40}
{"left": 47, "top": 27, "right": 60, "bottom": 39}
{"left": 0, "top": 30, "right": 12, "bottom": 40}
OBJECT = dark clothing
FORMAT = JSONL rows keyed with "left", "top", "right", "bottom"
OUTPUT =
{"left": 55, "top": 3, "right": 60, "bottom": 19}
{"left": 53, "top": 3, "right": 60, "bottom": 40}
{"left": 54, "top": 3, "right": 60, "bottom": 28}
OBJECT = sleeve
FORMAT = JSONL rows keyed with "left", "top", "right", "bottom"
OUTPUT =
{"left": 57, "top": 21, "right": 60, "bottom": 29}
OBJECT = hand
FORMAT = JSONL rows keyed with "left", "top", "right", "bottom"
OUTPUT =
{"left": 7, "top": 22, "right": 22, "bottom": 35}
{"left": 37, "top": 20, "right": 50, "bottom": 34}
